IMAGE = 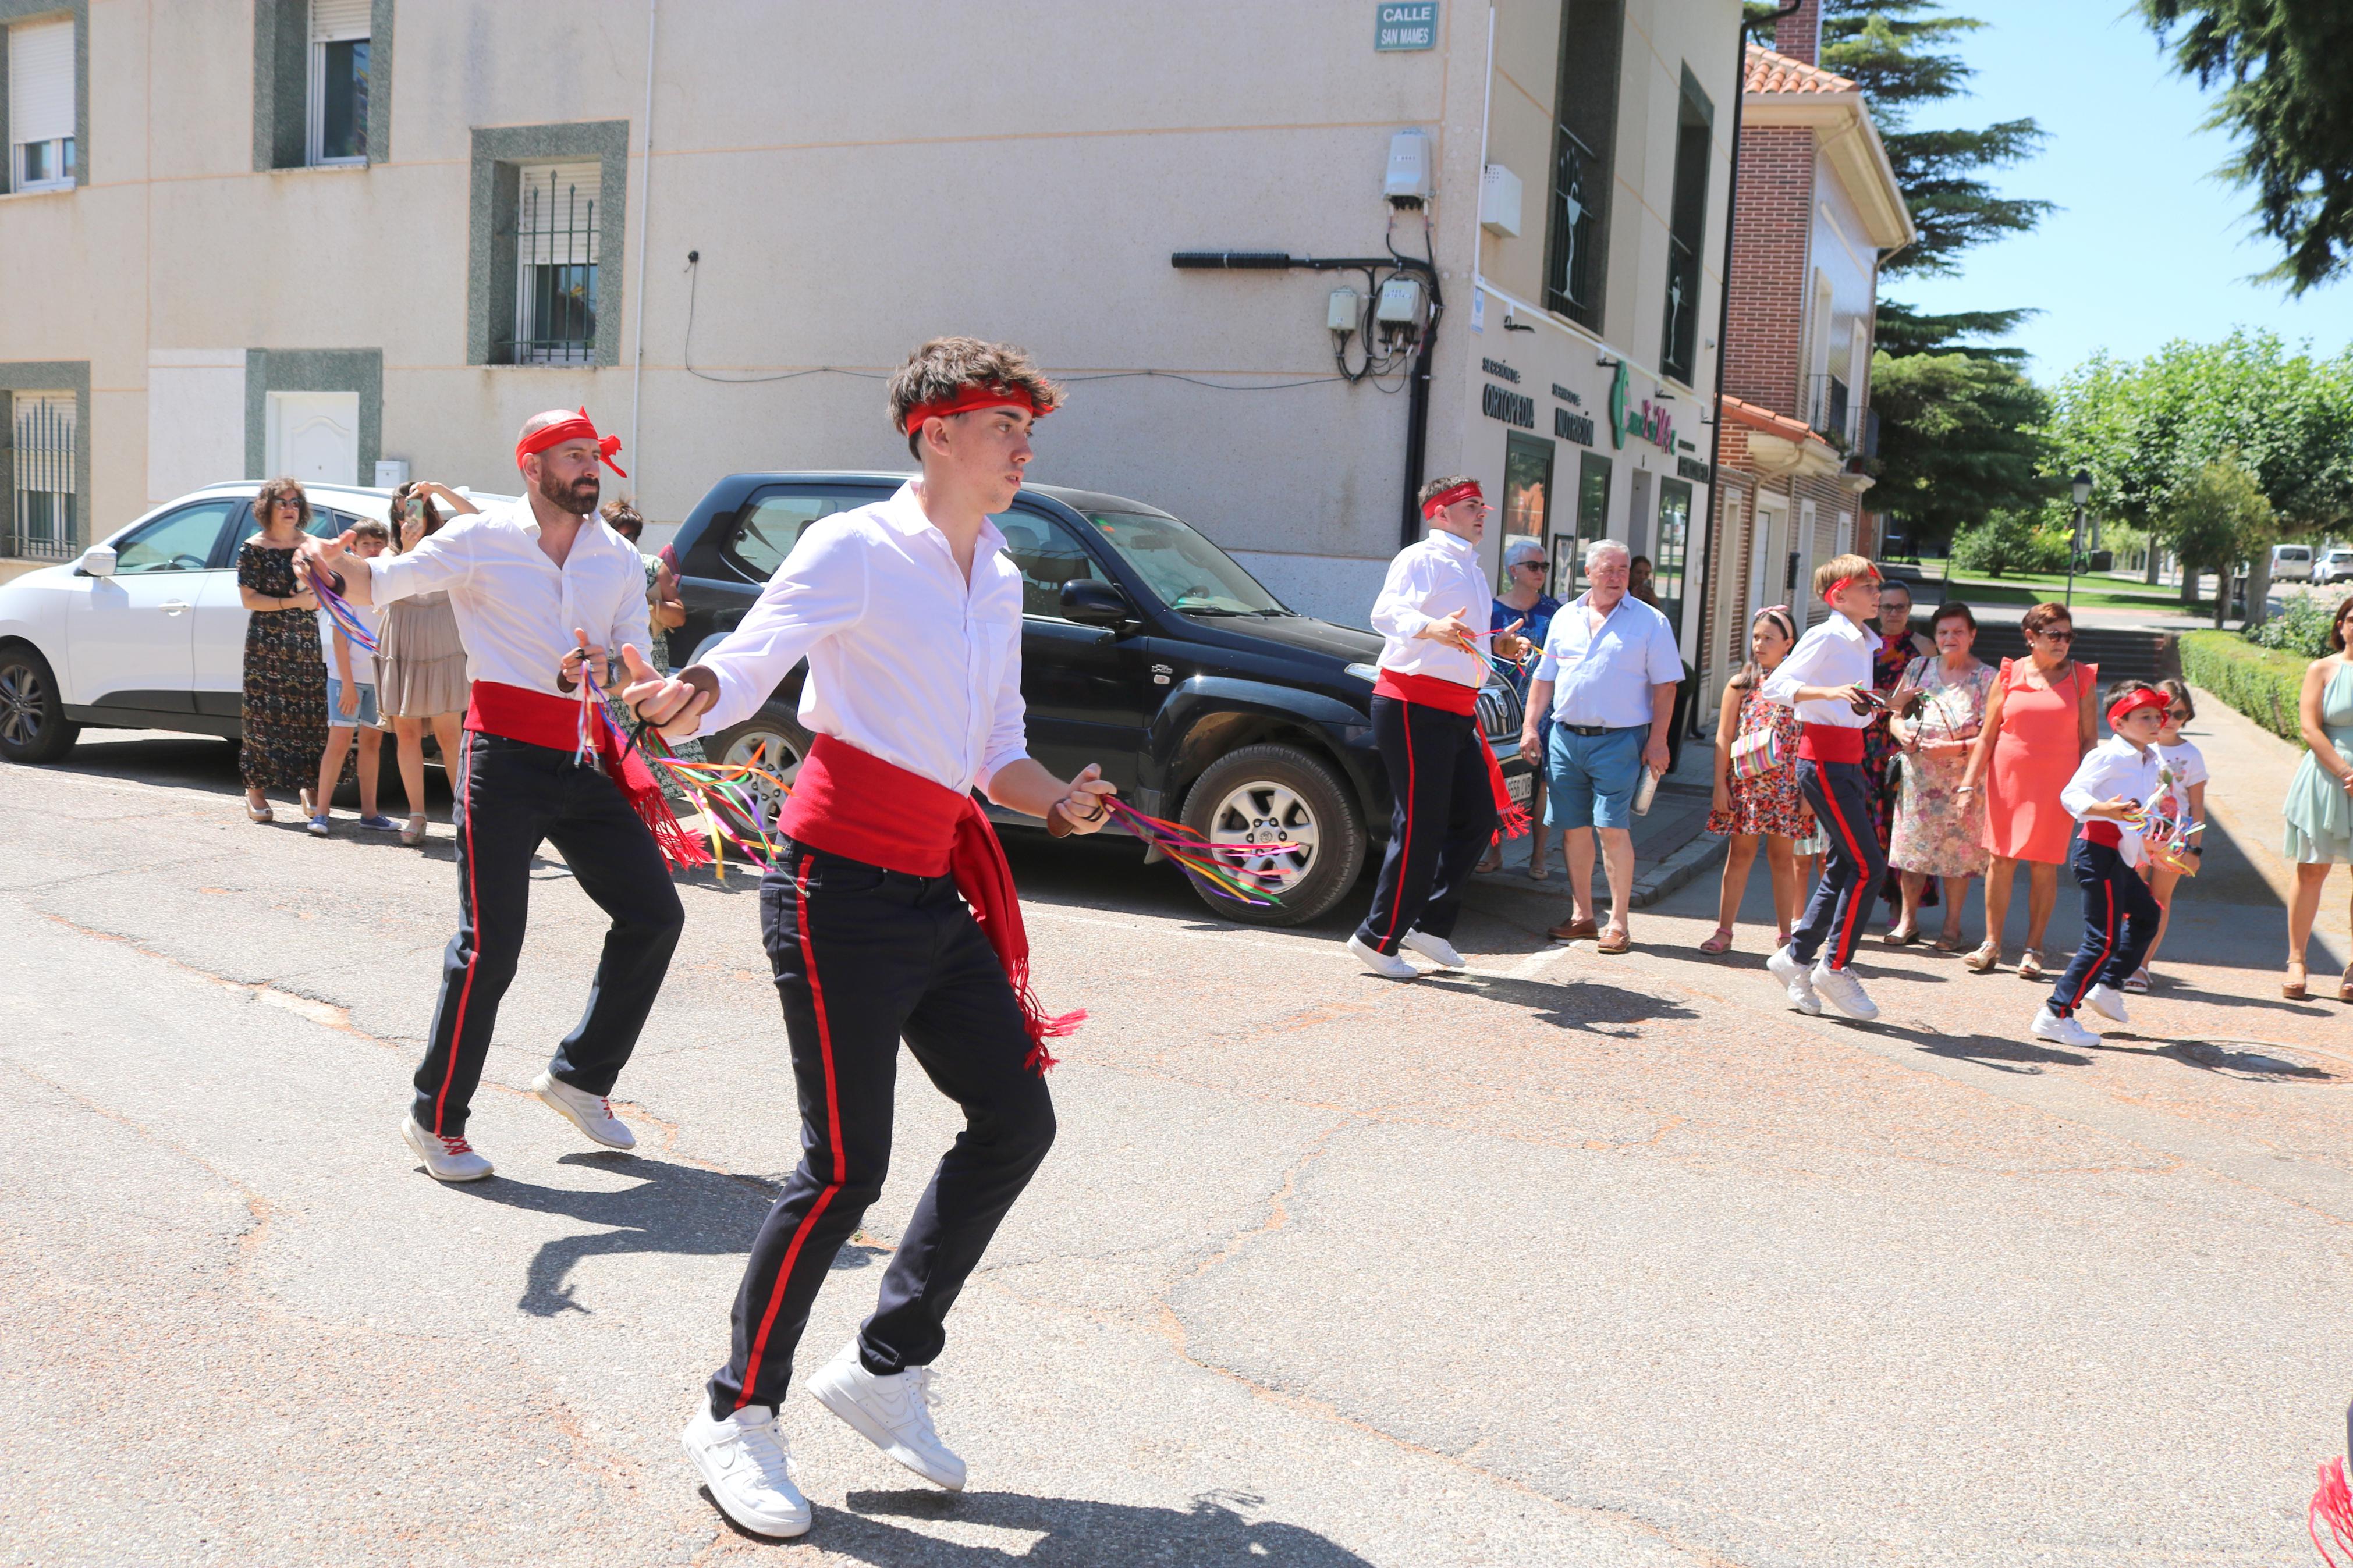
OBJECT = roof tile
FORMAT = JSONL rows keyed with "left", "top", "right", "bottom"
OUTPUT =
{"left": 1744, "top": 44, "right": 1858, "bottom": 96}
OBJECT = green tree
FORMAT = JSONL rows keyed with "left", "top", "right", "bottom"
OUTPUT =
{"left": 2139, "top": 0, "right": 2353, "bottom": 293}
{"left": 1949, "top": 506, "right": 2068, "bottom": 577}
{"left": 2157, "top": 454, "right": 2276, "bottom": 627}
{"left": 1868, "top": 346, "right": 2053, "bottom": 550}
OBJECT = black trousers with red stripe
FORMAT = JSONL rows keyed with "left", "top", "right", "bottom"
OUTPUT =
{"left": 707, "top": 841, "right": 1056, "bottom": 1419}
{"left": 1790, "top": 757, "right": 1886, "bottom": 971}
{"left": 410, "top": 731, "right": 684, "bottom": 1138}
{"left": 2048, "top": 838, "right": 2161, "bottom": 1016}
{"left": 1354, "top": 695, "right": 1496, "bottom": 954}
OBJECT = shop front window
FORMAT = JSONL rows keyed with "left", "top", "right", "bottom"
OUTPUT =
{"left": 1653, "top": 478, "right": 1692, "bottom": 634}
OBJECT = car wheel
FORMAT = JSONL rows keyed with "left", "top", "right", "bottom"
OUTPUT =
{"left": 702, "top": 710, "right": 808, "bottom": 832}
{"left": 1177, "top": 742, "right": 1364, "bottom": 927}
{"left": 0, "top": 645, "right": 79, "bottom": 765}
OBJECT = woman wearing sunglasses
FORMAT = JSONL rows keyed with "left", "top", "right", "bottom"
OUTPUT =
{"left": 1956, "top": 601, "right": 2099, "bottom": 977}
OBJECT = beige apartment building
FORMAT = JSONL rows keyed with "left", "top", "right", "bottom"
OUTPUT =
{"left": 1, "top": 0, "right": 1740, "bottom": 638}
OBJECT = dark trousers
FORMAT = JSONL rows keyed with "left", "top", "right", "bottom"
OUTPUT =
{"left": 2049, "top": 838, "right": 2162, "bottom": 1016}
{"left": 1354, "top": 695, "right": 1496, "bottom": 954}
{"left": 1790, "top": 757, "right": 1885, "bottom": 971}
{"left": 410, "top": 730, "right": 685, "bottom": 1137}
{"left": 708, "top": 842, "right": 1057, "bottom": 1418}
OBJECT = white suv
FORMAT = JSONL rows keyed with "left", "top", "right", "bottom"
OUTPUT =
{"left": 0, "top": 482, "right": 496, "bottom": 765}
{"left": 2319, "top": 548, "right": 2353, "bottom": 586}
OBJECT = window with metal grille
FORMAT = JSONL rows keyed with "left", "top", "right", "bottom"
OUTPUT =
{"left": 307, "top": 0, "right": 370, "bottom": 165}
{"left": 1543, "top": 0, "right": 1622, "bottom": 332}
{"left": 1659, "top": 74, "right": 1712, "bottom": 385}
{"left": 510, "top": 162, "right": 600, "bottom": 365}
{"left": 10, "top": 393, "right": 77, "bottom": 561}
{"left": 8, "top": 17, "right": 76, "bottom": 193}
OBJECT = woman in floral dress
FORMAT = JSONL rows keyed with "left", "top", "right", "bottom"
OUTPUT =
{"left": 1886, "top": 601, "right": 1993, "bottom": 948}
{"left": 236, "top": 478, "right": 327, "bottom": 822}
{"left": 1701, "top": 606, "right": 1815, "bottom": 953}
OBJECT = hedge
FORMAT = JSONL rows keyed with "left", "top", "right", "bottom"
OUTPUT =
{"left": 2177, "top": 630, "right": 2313, "bottom": 745}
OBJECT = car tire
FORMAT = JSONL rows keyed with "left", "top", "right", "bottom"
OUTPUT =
{"left": 1177, "top": 742, "right": 1364, "bottom": 927}
{"left": 0, "top": 645, "right": 79, "bottom": 765}
{"left": 702, "top": 707, "right": 810, "bottom": 834}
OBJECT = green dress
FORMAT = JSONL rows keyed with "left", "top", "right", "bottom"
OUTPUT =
{"left": 2283, "top": 660, "right": 2353, "bottom": 864}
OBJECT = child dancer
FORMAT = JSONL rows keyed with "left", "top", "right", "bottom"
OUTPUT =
{"left": 1761, "top": 556, "right": 1889, "bottom": 1020}
{"left": 2128, "top": 678, "right": 2206, "bottom": 993}
{"left": 1701, "top": 605, "right": 1812, "bottom": 954}
{"left": 2031, "top": 680, "right": 2172, "bottom": 1047}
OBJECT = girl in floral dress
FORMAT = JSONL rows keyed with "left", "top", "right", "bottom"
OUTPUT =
{"left": 1701, "top": 606, "right": 1816, "bottom": 953}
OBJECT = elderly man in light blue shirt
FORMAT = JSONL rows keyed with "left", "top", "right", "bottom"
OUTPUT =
{"left": 1516, "top": 539, "right": 1682, "bottom": 951}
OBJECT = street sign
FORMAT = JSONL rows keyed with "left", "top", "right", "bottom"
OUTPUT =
{"left": 1376, "top": 2, "right": 1438, "bottom": 51}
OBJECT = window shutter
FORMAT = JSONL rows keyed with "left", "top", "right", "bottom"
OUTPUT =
{"left": 310, "top": 0, "right": 371, "bottom": 42}
{"left": 7, "top": 19, "right": 74, "bottom": 148}
{"left": 517, "top": 161, "right": 602, "bottom": 264}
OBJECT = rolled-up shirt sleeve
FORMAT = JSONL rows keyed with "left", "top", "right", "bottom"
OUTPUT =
{"left": 690, "top": 520, "right": 869, "bottom": 738}
{"left": 1369, "top": 553, "right": 1433, "bottom": 642}
{"left": 977, "top": 634, "right": 1030, "bottom": 792}
{"left": 1646, "top": 614, "right": 1684, "bottom": 683}
{"left": 369, "top": 520, "right": 474, "bottom": 604}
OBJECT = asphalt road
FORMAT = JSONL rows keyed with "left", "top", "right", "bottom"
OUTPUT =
{"left": 6, "top": 731, "right": 2351, "bottom": 1567}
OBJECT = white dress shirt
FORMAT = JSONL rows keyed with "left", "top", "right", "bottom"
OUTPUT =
{"left": 1369, "top": 529, "right": 1493, "bottom": 689}
{"left": 369, "top": 498, "right": 651, "bottom": 698}
{"left": 2060, "top": 734, "right": 2163, "bottom": 866}
{"left": 1761, "top": 614, "right": 1882, "bottom": 727}
{"left": 1535, "top": 592, "right": 1683, "bottom": 728}
{"left": 688, "top": 481, "right": 1030, "bottom": 795}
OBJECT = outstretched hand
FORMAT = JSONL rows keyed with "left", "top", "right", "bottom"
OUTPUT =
{"left": 1417, "top": 606, "right": 1478, "bottom": 655}
{"left": 1493, "top": 615, "right": 1530, "bottom": 663}
{"left": 293, "top": 529, "right": 352, "bottom": 585}
{"left": 618, "top": 642, "right": 709, "bottom": 735}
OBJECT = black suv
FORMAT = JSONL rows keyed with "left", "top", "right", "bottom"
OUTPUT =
{"left": 663, "top": 473, "right": 1531, "bottom": 925}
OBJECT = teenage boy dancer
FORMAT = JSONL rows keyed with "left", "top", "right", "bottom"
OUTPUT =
{"left": 622, "top": 338, "right": 1117, "bottom": 1539}
{"left": 2028, "top": 681, "right": 2170, "bottom": 1047}
{"left": 1762, "top": 555, "right": 1889, "bottom": 1021}
{"left": 1347, "top": 475, "right": 1529, "bottom": 979}
{"left": 296, "top": 410, "right": 686, "bottom": 1182}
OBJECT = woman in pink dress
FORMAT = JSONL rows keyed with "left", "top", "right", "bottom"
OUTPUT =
{"left": 1956, "top": 602, "right": 2098, "bottom": 978}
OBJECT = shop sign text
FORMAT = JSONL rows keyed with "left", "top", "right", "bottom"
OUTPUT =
{"left": 1375, "top": 2, "right": 1438, "bottom": 50}
{"left": 1482, "top": 383, "right": 1535, "bottom": 430}
{"left": 1677, "top": 454, "right": 1712, "bottom": 484}
{"left": 1480, "top": 357, "right": 1521, "bottom": 384}
{"left": 1555, "top": 407, "right": 1595, "bottom": 446}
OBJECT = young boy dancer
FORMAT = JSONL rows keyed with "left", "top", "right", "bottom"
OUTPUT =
{"left": 2029, "top": 681, "right": 2171, "bottom": 1047}
{"left": 1348, "top": 475, "right": 1529, "bottom": 979}
{"left": 622, "top": 338, "right": 1117, "bottom": 1539}
{"left": 1762, "top": 556, "right": 1889, "bottom": 1021}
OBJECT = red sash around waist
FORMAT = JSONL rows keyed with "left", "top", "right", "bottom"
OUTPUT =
{"left": 1797, "top": 723, "right": 1865, "bottom": 763}
{"left": 465, "top": 680, "right": 708, "bottom": 871}
{"left": 778, "top": 734, "right": 1078, "bottom": 1069}
{"left": 2082, "top": 820, "right": 2123, "bottom": 848}
{"left": 1369, "top": 670, "right": 1527, "bottom": 845}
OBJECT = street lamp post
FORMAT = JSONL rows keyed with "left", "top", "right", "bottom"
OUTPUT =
{"left": 2064, "top": 468, "right": 2093, "bottom": 609}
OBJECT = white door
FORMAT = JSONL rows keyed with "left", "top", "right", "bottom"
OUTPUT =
{"left": 266, "top": 392, "right": 360, "bottom": 486}
{"left": 63, "top": 499, "right": 246, "bottom": 710}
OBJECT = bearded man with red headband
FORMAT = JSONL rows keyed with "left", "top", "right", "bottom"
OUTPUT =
{"left": 619, "top": 337, "right": 1115, "bottom": 1540}
{"left": 1347, "top": 474, "right": 1531, "bottom": 980}
{"left": 296, "top": 409, "right": 686, "bottom": 1183}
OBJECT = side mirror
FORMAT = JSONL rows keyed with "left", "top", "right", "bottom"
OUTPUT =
{"left": 1060, "top": 579, "right": 1133, "bottom": 627}
{"left": 77, "top": 545, "right": 116, "bottom": 577}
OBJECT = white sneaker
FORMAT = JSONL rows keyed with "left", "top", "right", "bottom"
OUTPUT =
{"left": 2032, "top": 1005, "right": 2099, "bottom": 1048}
{"left": 1347, "top": 933, "right": 1419, "bottom": 980}
{"left": 1810, "top": 962, "right": 1880, "bottom": 1022}
{"left": 807, "top": 1339, "right": 966, "bottom": 1491}
{"left": 1400, "top": 929, "right": 1467, "bottom": 969}
{"left": 1766, "top": 945, "right": 1822, "bottom": 1015}
{"left": 401, "top": 1115, "right": 493, "bottom": 1182}
{"left": 682, "top": 1404, "right": 811, "bottom": 1539}
{"left": 2083, "top": 983, "right": 2130, "bottom": 1024}
{"left": 532, "top": 1070, "right": 636, "bottom": 1150}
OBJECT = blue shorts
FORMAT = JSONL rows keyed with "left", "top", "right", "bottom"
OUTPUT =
{"left": 1544, "top": 723, "right": 1646, "bottom": 831}
{"left": 327, "top": 677, "right": 379, "bottom": 730}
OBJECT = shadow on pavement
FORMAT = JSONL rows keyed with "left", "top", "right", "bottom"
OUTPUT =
{"left": 766, "top": 1488, "right": 1378, "bottom": 1565}
{"left": 1877, "top": 1022, "right": 2088, "bottom": 1075}
{"left": 1414, "top": 970, "right": 1698, "bottom": 1034}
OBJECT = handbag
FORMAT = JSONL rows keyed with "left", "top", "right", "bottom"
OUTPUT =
{"left": 1729, "top": 719, "right": 1784, "bottom": 783}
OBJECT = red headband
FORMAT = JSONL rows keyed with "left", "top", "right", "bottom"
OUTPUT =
{"left": 2107, "top": 687, "right": 2170, "bottom": 727}
{"left": 900, "top": 382, "right": 1046, "bottom": 434}
{"left": 1421, "top": 480, "right": 1484, "bottom": 519}
{"left": 1822, "top": 574, "right": 1881, "bottom": 606}
{"left": 516, "top": 408, "right": 627, "bottom": 478}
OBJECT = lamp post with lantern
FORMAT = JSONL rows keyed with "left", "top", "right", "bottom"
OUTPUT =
{"left": 2064, "top": 467, "right": 2093, "bottom": 609}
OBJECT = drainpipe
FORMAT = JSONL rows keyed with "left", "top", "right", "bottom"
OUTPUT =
{"left": 627, "top": 0, "right": 659, "bottom": 498}
{"left": 1691, "top": 1, "right": 1801, "bottom": 727}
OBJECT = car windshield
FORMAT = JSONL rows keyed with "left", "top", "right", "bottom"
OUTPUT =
{"left": 1081, "top": 510, "right": 1287, "bottom": 616}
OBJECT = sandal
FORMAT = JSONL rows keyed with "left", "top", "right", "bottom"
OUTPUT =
{"left": 244, "top": 792, "right": 273, "bottom": 824}
{"left": 2340, "top": 964, "right": 2352, "bottom": 1004}
{"left": 1884, "top": 924, "right": 1920, "bottom": 947}
{"left": 1964, "top": 941, "right": 2000, "bottom": 974}
{"left": 400, "top": 813, "right": 428, "bottom": 847}
{"left": 1932, "top": 930, "right": 1964, "bottom": 952}
{"left": 2124, "top": 968, "right": 2150, "bottom": 995}
{"left": 2017, "top": 948, "right": 2046, "bottom": 981}
{"left": 1527, "top": 860, "right": 1550, "bottom": 880}
{"left": 2285, "top": 959, "right": 2308, "bottom": 1001}
{"left": 1699, "top": 926, "right": 1734, "bottom": 955}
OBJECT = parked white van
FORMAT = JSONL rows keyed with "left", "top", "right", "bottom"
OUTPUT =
{"left": 2272, "top": 543, "right": 2315, "bottom": 582}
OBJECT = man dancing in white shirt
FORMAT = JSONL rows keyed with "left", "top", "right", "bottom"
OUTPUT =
{"left": 296, "top": 411, "right": 686, "bottom": 1182}
{"left": 622, "top": 338, "right": 1116, "bottom": 1539}
{"left": 1347, "top": 475, "right": 1528, "bottom": 979}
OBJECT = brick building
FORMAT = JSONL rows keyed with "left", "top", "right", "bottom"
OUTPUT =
{"left": 1694, "top": 9, "right": 1912, "bottom": 717}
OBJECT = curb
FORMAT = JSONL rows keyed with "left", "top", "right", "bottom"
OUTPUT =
{"left": 1461, "top": 816, "right": 1727, "bottom": 918}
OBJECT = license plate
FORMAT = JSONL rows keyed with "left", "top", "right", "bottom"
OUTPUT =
{"left": 1506, "top": 770, "right": 1534, "bottom": 803}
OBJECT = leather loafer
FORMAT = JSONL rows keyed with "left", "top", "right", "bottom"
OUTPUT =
{"left": 1547, "top": 916, "right": 1599, "bottom": 942}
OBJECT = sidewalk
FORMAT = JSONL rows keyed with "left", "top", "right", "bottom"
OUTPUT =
{"left": 1467, "top": 728, "right": 1726, "bottom": 919}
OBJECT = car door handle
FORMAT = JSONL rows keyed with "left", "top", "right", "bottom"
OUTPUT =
{"left": 158, "top": 600, "right": 192, "bottom": 613}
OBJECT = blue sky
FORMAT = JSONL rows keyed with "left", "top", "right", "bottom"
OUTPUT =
{"left": 1890, "top": 0, "right": 2353, "bottom": 381}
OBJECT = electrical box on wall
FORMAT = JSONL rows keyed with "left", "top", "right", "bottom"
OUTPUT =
{"left": 1375, "top": 277, "right": 1428, "bottom": 343}
{"left": 1326, "top": 287, "right": 1362, "bottom": 336}
{"left": 1384, "top": 129, "right": 1432, "bottom": 207}
{"left": 374, "top": 459, "right": 410, "bottom": 489}
{"left": 1479, "top": 164, "right": 1522, "bottom": 237}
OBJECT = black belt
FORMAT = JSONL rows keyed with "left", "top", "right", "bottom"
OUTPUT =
{"left": 1557, "top": 723, "right": 1614, "bottom": 737}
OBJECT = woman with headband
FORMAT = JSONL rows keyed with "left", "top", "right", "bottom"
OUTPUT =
{"left": 1701, "top": 603, "right": 1813, "bottom": 954}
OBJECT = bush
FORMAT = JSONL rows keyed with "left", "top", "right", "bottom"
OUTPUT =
{"left": 2178, "top": 629, "right": 2313, "bottom": 744}
{"left": 1950, "top": 510, "right": 2070, "bottom": 577}
{"left": 2245, "top": 586, "right": 2352, "bottom": 657}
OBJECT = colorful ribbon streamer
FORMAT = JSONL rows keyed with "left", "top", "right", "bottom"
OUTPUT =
{"left": 2314, "top": 1455, "right": 2353, "bottom": 1566}
{"left": 311, "top": 573, "right": 379, "bottom": 656}
{"left": 577, "top": 665, "right": 797, "bottom": 880}
{"left": 1102, "top": 797, "right": 1290, "bottom": 908}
